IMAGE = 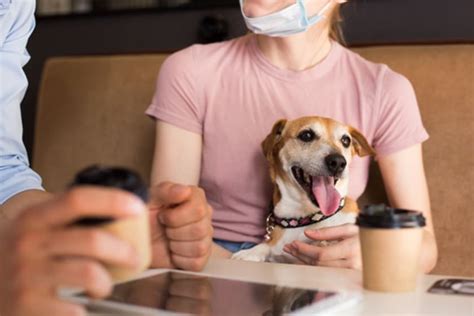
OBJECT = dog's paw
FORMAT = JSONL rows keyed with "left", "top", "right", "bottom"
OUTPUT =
{"left": 231, "top": 244, "right": 269, "bottom": 262}
{"left": 232, "top": 249, "right": 267, "bottom": 262}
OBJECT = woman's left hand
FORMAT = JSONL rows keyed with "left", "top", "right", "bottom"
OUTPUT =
{"left": 283, "top": 224, "right": 362, "bottom": 270}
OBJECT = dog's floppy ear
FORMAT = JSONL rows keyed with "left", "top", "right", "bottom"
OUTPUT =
{"left": 349, "top": 127, "right": 376, "bottom": 157}
{"left": 262, "top": 119, "right": 287, "bottom": 161}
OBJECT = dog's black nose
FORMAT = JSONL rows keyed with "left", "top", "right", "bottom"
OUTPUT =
{"left": 325, "top": 154, "right": 347, "bottom": 176}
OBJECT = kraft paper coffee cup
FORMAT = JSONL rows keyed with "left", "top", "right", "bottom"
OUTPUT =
{"left": 356, "top": 204, "right": 426, "bottom": 292}
{"left": 71, "top": 166, "right": 152, "bottom": 282}
{"left": 100, "top": 210, "right": 151, "bottom": 282}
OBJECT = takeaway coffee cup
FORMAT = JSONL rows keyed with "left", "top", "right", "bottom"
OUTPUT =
{"left": 356, "top": 204, "right": 426, "bottom": 292}
{"left": 71, "top": 165, "right": 151, "bottom": 282}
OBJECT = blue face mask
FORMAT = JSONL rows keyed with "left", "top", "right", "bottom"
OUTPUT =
{"left": 239, "top": 0, "right": 334, "bottom": 37}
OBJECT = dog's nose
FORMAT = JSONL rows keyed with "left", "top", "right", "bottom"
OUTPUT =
{"left": 325, "top": 154, "right": 347, "bottom": 176}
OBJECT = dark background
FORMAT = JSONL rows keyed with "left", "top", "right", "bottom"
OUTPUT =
{"left": 22, "top": 0, "right": 474, "bottom": 158}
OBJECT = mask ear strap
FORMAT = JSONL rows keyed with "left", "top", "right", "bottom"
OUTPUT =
{"left": 308, "top": 0, "right": 334, "bottom": 24}
{"left": 297, "top": 0, "right": 310, "bottom": 26}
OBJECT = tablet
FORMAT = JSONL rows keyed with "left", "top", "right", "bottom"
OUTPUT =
{"left": 69, "top": 271, "right": 361, "bottom": 315}
{"left": 428, "top": 278, "right": 474, "bottom": 296}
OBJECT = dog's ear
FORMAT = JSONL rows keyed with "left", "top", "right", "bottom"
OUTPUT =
{"left": 262, "top": 119, "right": 287, "bottom": 161}
{"left": 349, "top": 127, "right": 376, "bottom": 157}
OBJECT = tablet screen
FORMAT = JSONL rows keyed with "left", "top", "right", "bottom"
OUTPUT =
{"left": 82, "top": 271, "right": 343, "bottom": 315}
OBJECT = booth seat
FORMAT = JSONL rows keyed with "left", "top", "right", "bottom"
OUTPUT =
{"left": 33, "top": 44, "right": 474, "bottom": 277}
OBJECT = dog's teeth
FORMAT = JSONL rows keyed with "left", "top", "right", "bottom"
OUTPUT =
{"left": 304, "top": 173, "right": 311, "bottom": 184}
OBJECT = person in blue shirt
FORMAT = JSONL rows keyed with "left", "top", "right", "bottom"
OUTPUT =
{"left": 0, "top": 1, "right": 214, "bottom": 315}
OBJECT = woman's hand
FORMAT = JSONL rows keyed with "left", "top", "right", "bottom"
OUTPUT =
{"left": 148, "top": 182, "right": 213, "bottom": 272}
{"left": 283, "top": 224, "right": 362, "bottom": 270}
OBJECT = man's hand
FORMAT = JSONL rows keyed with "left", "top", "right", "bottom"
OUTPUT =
{"left": 0, "top": 187, "right": 145, "bottom": 316}
{"left": 148, "top": 182, "right": 213, "bottom": 271}
{"left": 284, "top": 224, "right": 362, "bottom": 269}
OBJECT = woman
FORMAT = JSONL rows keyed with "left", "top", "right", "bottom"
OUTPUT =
{"left": 146, "top": 0, "right": 437, "bottom": 271}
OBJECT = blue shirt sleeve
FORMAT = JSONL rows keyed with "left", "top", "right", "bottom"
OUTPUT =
{"left": 0, "top": 0, "right": 43, "bottom": 204}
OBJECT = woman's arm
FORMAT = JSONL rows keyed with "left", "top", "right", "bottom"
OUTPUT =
{"left": 151, "top": 121, "right": 203, "bottom": 186}
{"left": 151, "top": 121, "right": 231, "bottom": 258}
{"left": 377, "top": 144, "right": 438, "bottom": 273}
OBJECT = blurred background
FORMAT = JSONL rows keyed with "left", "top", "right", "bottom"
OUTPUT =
{"left": 22, "top": 0, "right": 474, "bottom": 158}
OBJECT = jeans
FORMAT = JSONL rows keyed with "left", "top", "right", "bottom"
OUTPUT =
{"left": 213, "top": 238, "right": 257, "bottom": 253}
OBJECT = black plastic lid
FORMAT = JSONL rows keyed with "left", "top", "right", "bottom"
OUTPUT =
{"left": 70, "top": 165, "right": 148, "bottom": 227}
{"left": 70, "top": 165, "right": 148, "bottom": 226}
{"left": 356, "top": 204, "right": 426, "bottom": 229}
{"left": 70, "top": 165, "right": 148, "bottom": 203}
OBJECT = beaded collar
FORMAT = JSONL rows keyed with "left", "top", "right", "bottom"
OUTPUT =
{"left": 264, "top": 198, "right": 345, "bottom": 241}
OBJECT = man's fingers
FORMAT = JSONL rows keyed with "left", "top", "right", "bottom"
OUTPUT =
{"left": 304, "top": 224, "right": 358, "bottom": 241}
{"left": 46, "top": 228, "right": 139, "bottom": 268}
{"left": 171, "top": 254, "right": 209, "bottom": 272}
{"left": 149, "top": 182, "right": 192, "bottom": 208}
{"left": 159, "top": 203, "right": 210, "bottom": 228}
{"left": 20, "top": 187, "right": 145, "bottom": 230}
{"left": 49, "top": 258, "right": 113, "bottom": 299}
{"left": 150, "top": 248, "right": 173, "bottom": 269}
{"left": 169, "top": 238, "right": 212, "bottom": 258}
{"left": 165, "top": 219, "right": 213, "bottom": 241}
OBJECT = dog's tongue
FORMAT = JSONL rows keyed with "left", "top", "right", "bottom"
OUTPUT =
{"left": 312, "top": 176, "right": 341, "bottom": 216}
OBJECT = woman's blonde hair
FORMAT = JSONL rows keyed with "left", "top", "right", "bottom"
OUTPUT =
{"left": 328, "top": 4, "right": 345, "bottom": 44}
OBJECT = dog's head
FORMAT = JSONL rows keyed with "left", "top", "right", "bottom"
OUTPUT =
{"left": 262, "top": 116, "right": 375, "bottom": 216}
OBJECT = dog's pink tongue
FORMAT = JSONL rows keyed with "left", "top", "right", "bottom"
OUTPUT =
{"left": 312, "top": 176, "right": 341, "bottom": 216}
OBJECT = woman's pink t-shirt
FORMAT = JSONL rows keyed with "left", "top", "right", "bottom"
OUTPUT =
{"left": 146, "top": 35, "right": 428, "bottom": 243}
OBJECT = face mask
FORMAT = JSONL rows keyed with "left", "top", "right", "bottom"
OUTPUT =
{"left": 240, "top": 0, "right": 334, "bottom": 37}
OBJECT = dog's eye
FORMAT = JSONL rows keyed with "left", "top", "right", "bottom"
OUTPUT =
{"left": 297, "top": 129, "right": 316, "bottom": 143}
{"left": 341, "top": 135, "right": 351, "bottom": 148}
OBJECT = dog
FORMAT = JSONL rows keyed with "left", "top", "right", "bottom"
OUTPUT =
{"left": 232, "top": 116, "right": 375, "bottom": 263}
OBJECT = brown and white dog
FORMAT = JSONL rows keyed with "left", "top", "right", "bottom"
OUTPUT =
{"left": 232, "top": 116, "right": 375, "bottom": 263}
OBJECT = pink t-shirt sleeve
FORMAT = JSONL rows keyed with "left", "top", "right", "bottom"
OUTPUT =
{"left": 145, "top": 46, "right": 203, "bottom": 135}
{"left": 372, "top": 67, "right": 429, "bottom": 156}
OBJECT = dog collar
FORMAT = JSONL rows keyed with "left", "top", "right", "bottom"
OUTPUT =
{"left": 264, "top": 198, "right": 345, "bottom": 241}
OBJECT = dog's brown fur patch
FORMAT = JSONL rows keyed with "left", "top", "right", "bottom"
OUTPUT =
{"left": 268, "top": 226, "right": 284, "bottom": 246}
{"left": 349, "top": 127, "right": 376, "bottom": 157}
{"left": 341, "top": 197, "right": 360, "bottom": 213}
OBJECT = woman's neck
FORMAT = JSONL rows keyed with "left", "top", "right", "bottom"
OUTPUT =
{"left": 255, "top": 27, "right": 332, "bottom": 72}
